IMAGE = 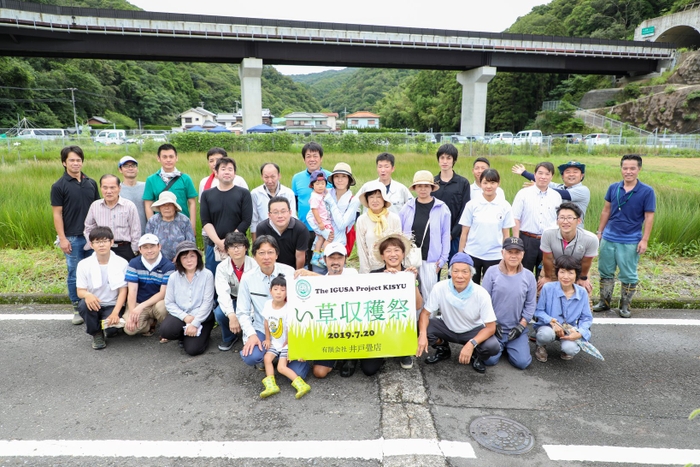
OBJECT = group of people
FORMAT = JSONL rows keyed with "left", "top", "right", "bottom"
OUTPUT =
{"left": 50, "top": 141, "right": 655, "bottom": 397}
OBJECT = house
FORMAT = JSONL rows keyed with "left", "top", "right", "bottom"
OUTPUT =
{"left": 217, "top": 109, "right": 274, "bottom": 127}
{"left": 86, "top": 116, "right": 109, "bottom": 126}
{"left": 180, "top": 107, "right": 216, "bottom": 129}
{"left": 345, "top": 111, "right": 380, "bottom": 129}
{"left": 215, "top": 113, "right": 238, "bottom": 129}
{"left": 323, "top": 112, "right": 339, "bottom": 130}
{"left": 283, "top": 112, "right": 334, "bottom": 133}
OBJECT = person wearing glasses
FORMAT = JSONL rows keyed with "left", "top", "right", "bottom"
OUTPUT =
{"left": 254, "top": 196, "right": 310, "bottom": 270}
{"left": 539, "top": 202, "right": 599, "bottom": 294}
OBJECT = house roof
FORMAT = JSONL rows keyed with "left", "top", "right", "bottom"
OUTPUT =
{"left": 88, "top": 116, "right": 109, "bottom": 124}
{"left": 346, "top": 111, "right": 380, "bottom": 118}
{"left": 283, "top": 112, "right": 330, "bottom": 119}
{"left": 180, "top": 106, "right": 216, "bottom": 118}
{"left": 323, "top": 112, "right": 339, "bottom": 117}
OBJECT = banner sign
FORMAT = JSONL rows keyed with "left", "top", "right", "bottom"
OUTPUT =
{"left": 288, "top": 272, "right": 417, "bottom": 360}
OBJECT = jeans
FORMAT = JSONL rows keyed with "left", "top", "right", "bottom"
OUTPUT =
{"left": 213, "top": 302, "right": 239, "bottom": 344}
{"left": 536, "top": 326, "right": 580, "bottom": 357}
{"left": 483, "top": 331, "right": 532, "bottom": 370}
{"left": 205, "top": 244, "right": 220, "bottom": 303}
{"left": 240, "top": 330, "right": 310, "bottom": 380}
{"left": 64, "top": 236, "right": 92, "bottom": 303}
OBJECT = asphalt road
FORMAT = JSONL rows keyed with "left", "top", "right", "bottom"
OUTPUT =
{"left": 1, "top": 304, "right": 698, "bottom": 467}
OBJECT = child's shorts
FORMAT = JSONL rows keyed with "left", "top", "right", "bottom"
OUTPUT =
{"left": 266, "top": 347, "right": 288, "bottom": 359}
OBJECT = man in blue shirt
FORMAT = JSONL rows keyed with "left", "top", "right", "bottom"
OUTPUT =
{"left": 290, "top": 142, "right": 331, "bottom": 268}
{"left": 594, "top": 154, "right": 656, "bottom": 318}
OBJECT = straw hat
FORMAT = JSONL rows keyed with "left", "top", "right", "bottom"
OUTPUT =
{"left": 329, "top": 162, "right": 356, "bottom": 187}
{"left": 359, "top": 180, "right": 392, "bottom": 209}
{"left": 373, "top": 231, "right": 413, "bottom": 263}
{"left": 410, "top": 170, "right": 439, "bottom": 191}
{"left": 151, "top": 191, "right": 182, "bottom": 212}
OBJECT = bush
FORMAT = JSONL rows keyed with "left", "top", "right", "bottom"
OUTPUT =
{"left": 621, "top": 83, "right": 642, "bottom": 100}
{"left": 665, "top": 85, "right": 677, "bottom": 94}
{"left": 170, "top": 132, "right": 295, "bottom": 153}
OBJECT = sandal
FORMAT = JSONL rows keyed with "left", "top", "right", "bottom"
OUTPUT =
{"left": 143, "top": 321, "right": 157, "bottom": 337}
{"left": 159, "top": 337, "right": 169, "bottom": 344}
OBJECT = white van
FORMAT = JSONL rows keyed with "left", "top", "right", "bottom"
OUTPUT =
{"left": 583, "top": 133, "right": 610, "bottom": 146}
{"left": 17, "top": 128, "right": 67, "bottom": 140}
{"left": 489, "top": 132, "right": 513, "bottom": 144}
{"left": 94, "top": 130, "right": 126, "bottom": 145}
{"left": 513, "top": 130, "right": 543, "bottom": 146}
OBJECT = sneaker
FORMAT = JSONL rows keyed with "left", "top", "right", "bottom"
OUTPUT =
{"left": 254, "top": 362, "right": 265, "bottom": 371}
{"left": 72, "top": 311, "right": 84, "bottom": 325}
{"left": 560, "top": 352, "right": 574, "bottom": 361}
{"left": 535, "top": 345, "right": 548, "bottom": 363}
{"left": 92, "top": 333, "right": 106, "bottom": 350}
{"left": 400, "top": 356, "right": 413, "bottom": 369}
{"left": 218, "top": 336, "right": 239, "bottom": 351}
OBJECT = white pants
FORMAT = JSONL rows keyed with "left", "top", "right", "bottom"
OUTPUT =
{"left": 418, "top": 260, "right": 438, "bottom": 314}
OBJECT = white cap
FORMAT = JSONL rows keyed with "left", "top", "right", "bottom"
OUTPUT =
{"left": 138, "top": 233, "right": 160, "bottom": 247}
{"left": 324, "top": 242, "right": 347, "bottom": 257}
{"left": 118, "top": 156, "right": 138, "bottom": 168}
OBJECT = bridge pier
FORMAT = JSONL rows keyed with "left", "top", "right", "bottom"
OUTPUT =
{"left": 457, "top": 66, "right": 497, "bottom": 136}
{"left": 239, "top": 57, "right": 264, "bottom": 132}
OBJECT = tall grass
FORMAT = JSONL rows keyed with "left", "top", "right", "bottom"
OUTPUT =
{"left": 0, "top": 150, "right": 699, "bottom": 253}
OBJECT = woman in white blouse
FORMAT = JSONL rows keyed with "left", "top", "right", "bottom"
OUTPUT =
{"left": 355, "top": 180, "right": 401, "bottom": 274}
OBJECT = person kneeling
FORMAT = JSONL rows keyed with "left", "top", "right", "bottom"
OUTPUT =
{"left": 416, "top": 253, "right": 499, "bottom": 374}
{"left": 259, "top": 275, "right": 311, "bottom": 399}
{"left": 534, "top": 256, "right": 593, "bottom": 362}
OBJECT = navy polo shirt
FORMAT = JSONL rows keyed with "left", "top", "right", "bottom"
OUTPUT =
{"left": 125, "top": 255, "right": 176, "bottom": 303}
{"left": 603, "top": 180, "right": 656, "bottom": 244}
{"left": 50, "top": 172, "right": 100, "bottom": 237}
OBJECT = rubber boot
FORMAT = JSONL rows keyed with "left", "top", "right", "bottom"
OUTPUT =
{"left": 592, "top": 278, "right": 615, "bottom": 312}
{"left": 291, "top": 376, "right": 311, "bottom": 399}
{"left": 260, "top": 375, "right": 280, "bottom": 398}
{"left": 618, "top": 283, "right": 637, "bottom": 318}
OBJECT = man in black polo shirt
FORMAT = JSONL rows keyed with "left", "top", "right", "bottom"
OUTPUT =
{"left": 255, "top": 196, "right": 309, "bottom": 269}
{"left": 433, "top": 143, "right": 470, "bottom": 270}
{"left": 200, "top": 156, "right": 253, "bottom": 279}
{"left": 51, "top": 145, "right": 100, "bottom": 325}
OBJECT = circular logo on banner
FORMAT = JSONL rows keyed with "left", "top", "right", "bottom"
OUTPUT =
{"left": 296, "top": 279, "right": 312, "bottom": 299}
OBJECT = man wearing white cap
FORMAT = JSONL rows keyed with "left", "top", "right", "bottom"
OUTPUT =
{"left": 123, "top": 234, "right": 176, "bottom": 337}
{"left": 118, "top": 156, "right": 147, "bottom": 235}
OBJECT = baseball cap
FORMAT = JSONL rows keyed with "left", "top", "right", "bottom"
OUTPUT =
{"left": 502, "top": 237, "right": 525, "bottom": 251}
{"left": 119, "top": 156, "right": 138, "bottom": 168}
{"left": 557, "top": 160, "right": 585, "bottom": 174}
{"left": 138, "top": 233, "right": 160, "bottom": 247}
{"left": 324, "top": 242, "right": 347, "bottom": 257}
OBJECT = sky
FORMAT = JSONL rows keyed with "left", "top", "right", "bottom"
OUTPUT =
{"left": 129, "top": 0, "right": 552, "bottom": 75}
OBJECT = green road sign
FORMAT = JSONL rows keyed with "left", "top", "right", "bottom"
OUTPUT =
{"left": 641, "top": 26, "right": 655, "bottom": 37}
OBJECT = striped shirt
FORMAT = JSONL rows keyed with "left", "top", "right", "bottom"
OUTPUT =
{"left": 84, "top": 196, "right": 142, "bottom": 253}
{"left": 125, "top": 254, "right": 176, "bottom": 303}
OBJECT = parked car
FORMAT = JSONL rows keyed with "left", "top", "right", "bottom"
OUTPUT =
{"left": 451, "top": 135, "right": 483, "bottom": 143}
{"left": 489, "top": 132, "right": 514, "bottom": 144}
{"left": 584, "top": 133, "right": 610, "bottom": 146}
{"left": 17, "top": 128, "right": 68, "bottom": 140}
{"left": 563, "top": 133, "right": 583, "bottom": 144}
{"left": 94, "top": 129, "right": 126, "bottom": 145}
{"left": 513, "top": 130, "right": 543, "bottom": 146}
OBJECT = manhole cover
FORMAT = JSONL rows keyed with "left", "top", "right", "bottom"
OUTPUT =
{"left": 469, "top": 416, "right": 535, "bottom": 455}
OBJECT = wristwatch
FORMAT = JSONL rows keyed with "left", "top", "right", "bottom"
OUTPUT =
{"left": 580, "top": 275, "right": 588, "bottom": 280}
{"left": 469, "top": 339, "right": 478, "bottom": 348}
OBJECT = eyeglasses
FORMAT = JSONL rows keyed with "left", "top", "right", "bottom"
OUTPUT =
{"left": 557, "top": 216, "right": 578, "bottom": 222}
{"left": 229, "top": 245, "right": 246, "bottom": 250}
{"left": 269, "top": 210, "right": 289, "bottom": 216}
{"left": 91, "top": 239, "right": 111, "bottom": 246}
{"left": 255, "top": 250, "right": 277, "bottom": 257}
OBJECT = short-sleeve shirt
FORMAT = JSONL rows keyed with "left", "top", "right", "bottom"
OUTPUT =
{"left": 309, "top": 192, "right": 331, "bottom": 228}
{"left": 76, "top": 255, "right": 128, "bottom": 306}
{"left": 603, "top": 180, "right": 656, "bottom": 244}
{"left": 143, "top": 170, "right": 197, "bottom": 218}
{"left": 424, "top": 281, "right": 496, "bottom": 333}
{"left": 291, "top": 168, "right": 332, "bottom": 231}
{"left": 511, "top": 186, "right": 562, "bottom": 235}
{"left": 254, "top": 218, "right": 310, "bottom": 269}
{"left": 262, "top": 300, "right": 289, "bottom": 351}
{"left": 119, "top": 182, "right": 147, "bottom": 235}
{"left": 540, "top": 227, "right": 599, "bottom": 260}
{"left": 459, "top": 197, "right": 515, "bottom": 260}
{"left": 50, "top": 172, "right": 100, "bottom": 237}
{"left": 125, "top": 255, "right": 176, "bottom": 304}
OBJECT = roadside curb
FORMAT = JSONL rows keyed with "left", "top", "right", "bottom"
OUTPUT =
{"left": 1, "top": 293, "right": 699, "bottom": 310}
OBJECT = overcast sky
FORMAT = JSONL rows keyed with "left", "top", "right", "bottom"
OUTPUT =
{"left": 129, "top": 0, "right": 552, "bottom": 75}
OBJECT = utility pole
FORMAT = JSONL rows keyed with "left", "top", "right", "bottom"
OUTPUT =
{"left": 68, "top": 88, "right": 78, "bottom": 134}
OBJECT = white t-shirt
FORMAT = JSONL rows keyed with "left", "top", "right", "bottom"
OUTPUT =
{"left": 424, "top": 281, "right": 496, "bottom": 333}
{"left": 76, "top": 254, "right": 128, "bottom": 306}
{"left": 470, "top": 183, "right": 506, "bottom": 203}
{"left": 459, "top": 197, "right": 515, "bottom": 261}
{"left": 262, "top": 300, "right": 289, "bottom": 351}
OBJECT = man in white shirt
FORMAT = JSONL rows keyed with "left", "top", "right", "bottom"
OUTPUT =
{"left": 511, "top": 161, "right": 562, "bottom": 277}
{"left": 250, "top": 162, "right": 296, "bottom": 240}
{"left": 357, "top": 153, "right": 411, "bottom": 215}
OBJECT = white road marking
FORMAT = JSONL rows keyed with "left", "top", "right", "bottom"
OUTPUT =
{"left": 0, "top": 439, "right": 476, "bottom": 460}
{"left": 593, "top": 318, "right": 700, "bottom": 325}
{"left": 0, "top": 314, "right": 72, "bottom": 320}
{"left": 544, "top": 444, "right": 700, "bottom": 465}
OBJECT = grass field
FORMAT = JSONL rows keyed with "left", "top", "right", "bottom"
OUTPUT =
{"left": 1, "top": 148, "right": 699, "bottom": 299}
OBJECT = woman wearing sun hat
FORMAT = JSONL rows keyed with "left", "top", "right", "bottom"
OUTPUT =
{"left": 399, "top": 170, "right": 451, "bottom": 304}
{"left": 356, "top": 180, "right": 401, "bottom": 274}
{"left": 145, "top": 191, "right": 195, "bottom": 261}
{"left": 307, "top": 162, "right": 361, "bottom": 256}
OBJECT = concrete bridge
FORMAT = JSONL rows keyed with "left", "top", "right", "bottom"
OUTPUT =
{"left": 0, "top": 0, "right": 676, "bottom": 134}
{"left": 635, "top": 3, "right": 700, "bottom": 47}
